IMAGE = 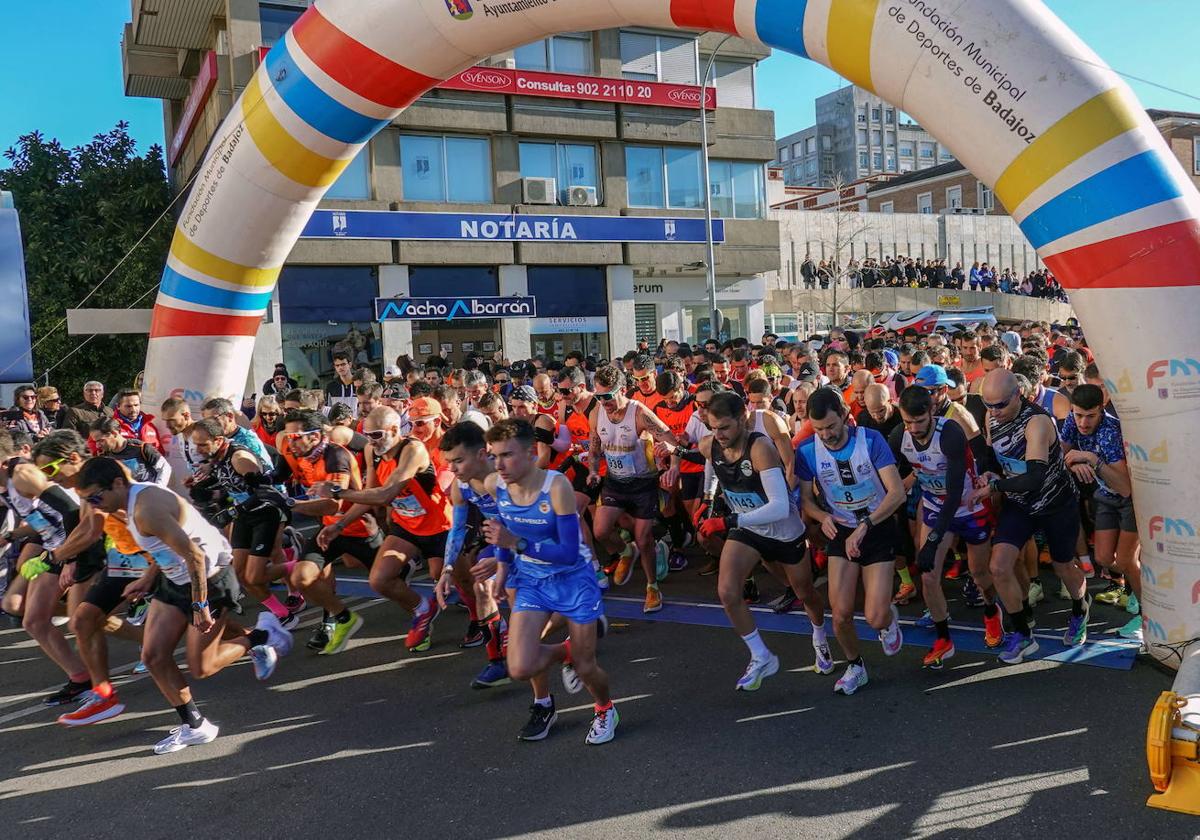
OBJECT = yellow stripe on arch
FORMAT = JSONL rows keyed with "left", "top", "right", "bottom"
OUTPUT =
{"left": 241, "top": 73, "right": 352, "bottom": 189}
{"left": 995, "top": 88, "right": 1141, "bottom": 214}
{"left": 169, "top": 231, "right": 281, "bottom": 289}
{"left": 827, "top": 0, "right": 881, "bottom": 93}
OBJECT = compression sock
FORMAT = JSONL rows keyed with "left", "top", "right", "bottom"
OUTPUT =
{"left": 175, "top": 700, "right": 204, "bottom": 729}
{"left": 811, "top": 621, "right": 828, "bottom": 645}
{"left": 1071, "top": 598, "right": 1086, "bottom": 617}
{"left": 455, "top": 584, "right": 479, "bottom": 622}
{"left": 1022, "top": 599, "right": 1034, "bottom": 623}
{"left": 741, "top": 629, "right": 771, "bottom": 660}
{"left": 935, "top": 620, "right": 951, "bottom": 641}
{"left": 595, "top": 700, "right": 614, "bottom": 714}
{"left": 262, "top": 595, "right": 289, "bottom": 619}
{"left": 897, "top": 566, "right": 914, "bottom": 588}
{"left": 1007, "top": 608, "right": 1031, "bottom": 637}
{"left": 484, "top": 612, "right": 504, "bottom": 661}
{"left": 335, "top": 609, "right": 353, "bottom": 624}
{"left": 667, "top": 515, "right": 686, "bottom": 547}
{"left": 983, "top": 603, "right": 999, "bottom": 619}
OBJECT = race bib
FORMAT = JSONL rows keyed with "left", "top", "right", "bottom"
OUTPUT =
{"left": 996, "top": 452, "right": 1027, "bottom": 477}
{"left": 149, "top": 547, "right": 183, "bottom": 573}
{"left": 23, "top": 510, "right": 55, "bottom": 541}
{"left": 829, "top": 479, "right": 877, "bottom": 511}
{"left": 725, "top": 490, "right": 764, "bottom": 513}
{"left": 604, "top": 452, "right": 633, "bottom": 477}
{"left": 391, "top": 493, "right": 427, "bottom": 518}
{"left": 106, "top": 546, "right": 151, "bottom": 578}
{"left": 916, "top": 472, "right": 948, "bottom": 495}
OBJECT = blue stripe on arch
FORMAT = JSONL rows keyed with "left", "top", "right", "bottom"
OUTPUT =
{"left": 1019, "top": 150, "right": 1184, "bottom": 250}
{"left": 264, "top": 38, "right": 390, "bottom": 145}
{"left": 755, "top": 0, "right": 810, "bottom": 59}
{"left": 160, "top": 266, "right": 274, "bottom": 312}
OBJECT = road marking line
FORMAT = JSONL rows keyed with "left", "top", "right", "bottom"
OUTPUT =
{"left": 736, "top": 706, "right": 815, "bottom": 723}
{"left": 990, "top": 727, "right": 1089, "bottom": 749}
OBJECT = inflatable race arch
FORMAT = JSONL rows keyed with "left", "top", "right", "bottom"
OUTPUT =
{"left": 144, "top": 0, "right": 1200, "bottom": 662}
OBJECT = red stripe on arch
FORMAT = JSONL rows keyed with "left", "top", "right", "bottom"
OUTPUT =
{"left": 150, "top": 306, "right": 264, "bottom": 339}
{"left": 670, "top": 0, "right": 740, "bottom": 33}
{"left": 1043, "top": 219, "right": 1200, "bottom": 290}
{"left": 291, "top": 7, "right": 437, "bottom": 110}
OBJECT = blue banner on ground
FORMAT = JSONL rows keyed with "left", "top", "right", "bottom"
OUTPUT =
{"left": 376, "top": 295, "right": 536, "bottom": 321}
{"left": 303, "top": 209, "right": 725, "bottom": 244}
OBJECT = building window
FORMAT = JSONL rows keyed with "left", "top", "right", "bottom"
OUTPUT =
{"left": 920, "top": 143, "right": 936, "bottom": 159}
{"left": 870, "top": 130, "right": 881, "bottom": 146}
{"left": 620, "top": 30, "right": 697, "bottom": 84}
{"left": 792, "top": 142, "right": 803, "bottom": 157}
{"left": 805, "top": 137, "right": 817, "bottom": 154}
{"left": 709, "top": 160, "right": 766, "bottom": 219}
{"left": 857, "top": 107, "right": 867, "bottom": 124}
{"left": 325, "top": 145, "right": 371, "bottom": 200}
{"left": 625, "top": 146, "right": 707, "bottom": 210}
{"left": 871, "top": 107, "right": 882, "bottom": 122}
{"left": 946, "top": 185, "right": 963, "bottom": 209}
{"left": 399, "top": 134, "right": 491, "bottom": 203}
{"left": 712, "top": 59, "right": 755, "bottom": 108}
{"left": 885, "top": 108, "right": 895, "bottom": 122}
{"left": 917, "top": 192, "right": 934, "bottom": 214}
{"left": 885, "top": 131, "right": 895, "bottom": 148}
{"left": 885, "top": 154, "right": 896, "bottom": 171}
{"left": 779, "top": 147, "right": 790, "bottom": 163}
{"left": 514, "top": 32, "right": 593, "bottom": 75}
{"left": 805, "top": 158, "right": 817, "bottom": 176}
{"left": 821, "top": 135, "right": 831, "bottom": 151}
{"left": 873, "top": 152, "right": 883, "bottom": 169}
{"left": 260, "top": 2, "right": 306, "bottom": 47}
{"left": 858, "top": 151, "right": 869, "bottom": 168}
{"left": 880, "top": 201, "right": 894, "bottom": 214}
{"left": 519, "top": 142, "right": 600, "bottom": 205}
{"left": 900, "top": 142, "right": 914, "bottom": 157}
{"left": 978, "top": 183, "right": 995, "bottom": 211}
{"left": 857, "top": 129, "right": 868, "bottom": 145}
{"left": 1193, "top": 137, "right": 1200, "bottom": 174}
{"left": 940, "top": 149, "right": 955, "bottom": 160}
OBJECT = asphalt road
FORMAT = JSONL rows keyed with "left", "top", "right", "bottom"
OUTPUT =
{"left": 0, "top": 562, "right": 1194, "bottom": 840}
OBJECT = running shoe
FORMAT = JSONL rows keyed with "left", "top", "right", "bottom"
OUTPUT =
{"left": 58, "top": 691, "right": 125, "bottom": 726}
{"left": 405, "top": 599, "right": 440, "bottom": 652}
{"left": 459, "top": 619, "right": 486, "bottom": 649}
{"left": 1094, "top": 582, "right": 1124, "bottom": 606}
{"left": 1027, "top": 580, "right": 1045, "bottom": 606}
{"left": 560, "top": 662, "right": 583, "bottom": 694}
{"left": 249, "top": 644, "right": 278, "bottom": 680}
{"left": 1125, "top": 592, "right": 1140, "bottom": 615}
{"left": 834, "top": 663, "right": 868, "bottom": 695}
{"left": 585, "top": 705, "right": 619, "bottom": 745}
{"left": 698, "top": 558, "right": 720, "bottom": 577}
{"left": 154, "top": 720, "right": 219, "bottom": 755}
{"left": 812, "top": 637, "right": 834, "bottom": 675}
{"left": 892, "top": 582, "right": 917, "bottom": 605}
{"left": 613, "top": 543, "right": 637, "bottom": 587}
{"left": 923, "top": 638, "right": 955, "bottom": 670}
{"left": 595, "top": 566, "right": 610, "bottom": 591}
{"left": 1078, "top": 556, "right": 1095, "bottom": 578}
{"left": 654, "top": 539, "right": 670, "bottom": 582}
{"left": 255, "top": 610, "right": 293, "bottom": 657}
{"left": 322, "top": 611, "right": 363, "bottom": 655}
{"left": 518, "top": 701, "right": 557, "bottom": 741}
{"left": 126, "top": 600, "right": 149, "bottom": 627}
{"left": 998, "top": 633, "right": 1039, "bottom": 665}
{"left": 943, "top": 557, "right": 965, "bottom": 580}
{"left": 132, "top": 660, "right": 149, "bottom": 675}
{"left": 471, "top": 661, "right": 511, "bottom": 689}
{"left": 880, "top": 604, "right": 903, "bottom": 656}
{"left": 307, "top": 620, "right": 334, "bottom": 652}
{"left": 735, "top": 653, "right": 780, "bottom": 691}
{"left": 769, "top": 588, "right": 799, "bottom": 614}
{"left": 961, "top": 577, "right": 984, "bottom": 608}
{"left": 1118, "top": 614, "right": 1143, "bottom": 640}
{"left": 743, "top": 577, "right": 760, "bottom": 604}
{"left": 668, "top": 550, "right": 688, "bottom": 572}
{"left": 285, "top": 594, "right": 306, "bottom": 613}
{"left": 983, "top": 611, "right": 1004, "bottom": 649}
{"left": 1063, "top": 597, "right": 1090, "bottom": 647}
{"left": 279, "top": 609, "right": 302, "bottom": 631}
{"left": 643, "top": 585, "right": 663, "bottom": 614}
{"left": 43, "top": 680, "right": 91, "bottom": 707}
{"left": 915, "top": 610, "right": 936, "bottom": 630}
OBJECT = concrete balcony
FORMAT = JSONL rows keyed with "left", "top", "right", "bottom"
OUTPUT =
{"left": 767, "top": 286, "right": 1076, "bottom": 326}
{"left": 122, "top": 23, "right": 189, "bottom": 99}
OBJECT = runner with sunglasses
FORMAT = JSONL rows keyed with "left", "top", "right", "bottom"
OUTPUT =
{"left": 316, "top": 402, "right": 452, "bottom": 653}
{"left": 276, "top": 411, "right": 368, "bottom": 655}
{"left": 629, "top": 355, "right": 664, "bottom": 411}
{"left": 587, "top": 366, "right": 678, "bottom": 613}
{"left": 77, "top": 457, "right": 291, "bottom": 755}
{"left": 88, "top": 417, "right": 172, "bottom": 486}
{"left": 971, "top": 369, "right": 1088, "bottom": 665}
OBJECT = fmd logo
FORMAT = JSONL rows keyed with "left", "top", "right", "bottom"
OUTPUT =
{"left": 1102, "top": 368, "right": 1133, "bottom": 395}
{"left": 444, "top": 0, "right": 473, "bottom": 20}
{"left": 1146, "top": 357, "right": 1200, "bottom": 400}
{"left": 1124, "top": 439, "right": 1167, "bottom": 463}
{"left": 1148, "top": 515, "right": 1194, "bottom": 539}
{"left": 1142, "top": 564, "right": 1174, "bottom": 589}
{"left": 1147, "top": 515, "right": 1199, "bottom": 558}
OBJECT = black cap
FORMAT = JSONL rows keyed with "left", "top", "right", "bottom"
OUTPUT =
{"left": 796, "top": 361, "right": 819, "bottom": 381}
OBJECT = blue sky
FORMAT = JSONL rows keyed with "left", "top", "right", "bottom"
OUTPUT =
{"left": 0, "top": 0, "right": 1197, "bottom": 160}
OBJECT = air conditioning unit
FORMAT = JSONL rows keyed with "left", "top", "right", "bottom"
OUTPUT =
{"left": 943, "top": 206, "right": 988, "bottom": 216}
{"left": 522, "top": 177, "right": 557, "bottom": 205}
{"left": 567, "top": 186, "right": 598, "bottom": 207}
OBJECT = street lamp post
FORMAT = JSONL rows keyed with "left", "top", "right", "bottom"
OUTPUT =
{"left": 700, "top": 34, "right": 732, "bottom": 341}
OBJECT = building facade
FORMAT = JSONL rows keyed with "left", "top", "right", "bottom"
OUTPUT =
{"left": 121, "top": 0, "right": 779, "bottom": 390}
{"left": 774, "top": 84, "right": 955, "bottom": 187}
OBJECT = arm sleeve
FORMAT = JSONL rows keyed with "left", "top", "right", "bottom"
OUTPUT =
{"left": 969, "top": 434, "right": 998, "bottom": 474}
{"left": 443, "top": 503, "right": 470, "bottom": 568}
{"left": 532, "top": 425, "right": 555, "bottom": 446}
{"left": 888, "top": 425, "right": 912, "bottom": 479}
{"left": 993, "top": 459, "right": 1048, "bottom": 493}
{"left": 678, "top": 447, "right": 707, "bottom": 465}
{"left": 930, "top": 424, "right": 968, "bottom": 535}
{"left": 733, "top": 467, "right": 791, "bottom": 527}
{"left": 495, "top": 546, "right": 514, "bottom": 566}
{"left": 703, "top": 459, "right": 719, "bottom": 497}
{"left": 520, "top": 512, "right": 583, "bottom": 566}
{"left": 152, "top": 449, "right": 173, "bottom": 487}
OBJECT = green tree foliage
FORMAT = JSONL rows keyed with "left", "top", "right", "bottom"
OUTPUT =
{"left": 0, "top": 122, "right": 171, "bottom": 402}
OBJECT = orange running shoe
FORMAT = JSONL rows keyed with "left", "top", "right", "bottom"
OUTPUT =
{"left": 922, "top": 638, "right": 955, "bottom": 669}
{"left": 58, "top": 691, "right": 124, "bottom": 726}
{"left": 983, "top": 610, "right": 1004, "bottom": 649}
{"left": 892, "top": 582, "right": 917, "bottom": 605}
{"left": 643, "top": 585, "right": 663, "bottom": 614}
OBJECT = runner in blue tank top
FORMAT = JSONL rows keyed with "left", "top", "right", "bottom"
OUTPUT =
{"left": 480, "top": 418, "right": 618, "bottom": 746}
{"left": 437, "top": 422, "right": 510, "bottom": 690}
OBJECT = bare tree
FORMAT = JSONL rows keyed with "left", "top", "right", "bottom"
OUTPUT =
{"left": 818, "top": 174, "right": 872, "bottom": 327}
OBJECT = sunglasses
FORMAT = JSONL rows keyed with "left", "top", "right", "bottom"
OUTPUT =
{"left": 557, "top": 387, "right": 575, "bottom": 395}
{"left": 18, "top": 394, "right": 36, "bottom": 400}
{"left": 595, "top": 392, "right": 618, "bottom": 401}
{"left": 85, "top": 489, "right": 108, "bottom": 505}
{"left": 39, "top": 457, "right": 66, "bottom": 478}
{"left": 280, "top": 430, "right": 321, "bottom": 441}
{"left": 496, "top": 379, "right": 510, "bottom": 384}
{"left": 983, "top": 391, "right": 1018, "bottom": 411}
{"left": 695, "top": 400, "right": 711, "bottom": 409}
{"left": 260, "top": 412, "right": 279, "bottom": 418}
{"left": 364, "top": 429, "right": 391, "bottom": 440}
{"left": 412, "top": 417, "right": 438, "bottom": 426}
{"left": 632, "top": 374, "right": 654, "bottom": 382}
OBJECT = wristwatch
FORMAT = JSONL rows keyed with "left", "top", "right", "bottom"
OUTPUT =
{"left": 515, "top": 538, "right": 529, "bottom": 554}
{"left": 330, "top": 485, "right": 344, "bottom": 499}
{"left": 191, "top": 600, "right": 209, "bottom": 611}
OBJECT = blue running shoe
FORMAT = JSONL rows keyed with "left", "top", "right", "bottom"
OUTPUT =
{"left": 471, "top": 661, "right": 511, "bottom": 689}
{"left": 915, "top": 610, "right": 936, "bottom": 630}
{"left": 998, "top": 633, "right": 1039, "bottom": 665}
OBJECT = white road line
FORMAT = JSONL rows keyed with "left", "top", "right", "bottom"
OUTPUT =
{"left": 556, "top": 693, "right": 653, "bottom": 714}
{"left": 736, "top": 706, "right": 815, "bottom": 723}
{"left": 990, "top": 727, "right": 1089, "bottom": 750}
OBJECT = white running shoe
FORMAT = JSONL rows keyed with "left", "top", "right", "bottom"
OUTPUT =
{"left": 812, "top": 638, "right": 834, "bottom": 674}
{"left": 256, "top": 610, "right": 293, "bottom": 657}
{"left": 153, "top": 719, "right": 219, "bottom": 755}
{"left": 1028, "top": 580, "right": 1045, "bottom": 606}
{"left": 561, "top": 663, "right": 584, "bottom": 695}
{"left": 585, "top": 705, "right": 619, "bottom": 745}
{"left": 249, "top": 644, "right": 278, "bottom": 680}
{"left": 880, "top": 605, "right": 903, "bottom": 656}
{"left": 834, "top": 663, "right": 869, "bottom": 695}
{"left": 736, "top": 654, "right": 780, "bottom": 691}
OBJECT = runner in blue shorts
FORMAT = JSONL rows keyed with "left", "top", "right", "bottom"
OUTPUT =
{"left": 891, "top": 387, "right": 1002, "bottom": 669}
{"left": 480, "top": 419, "right": 617, "bottom": 746}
